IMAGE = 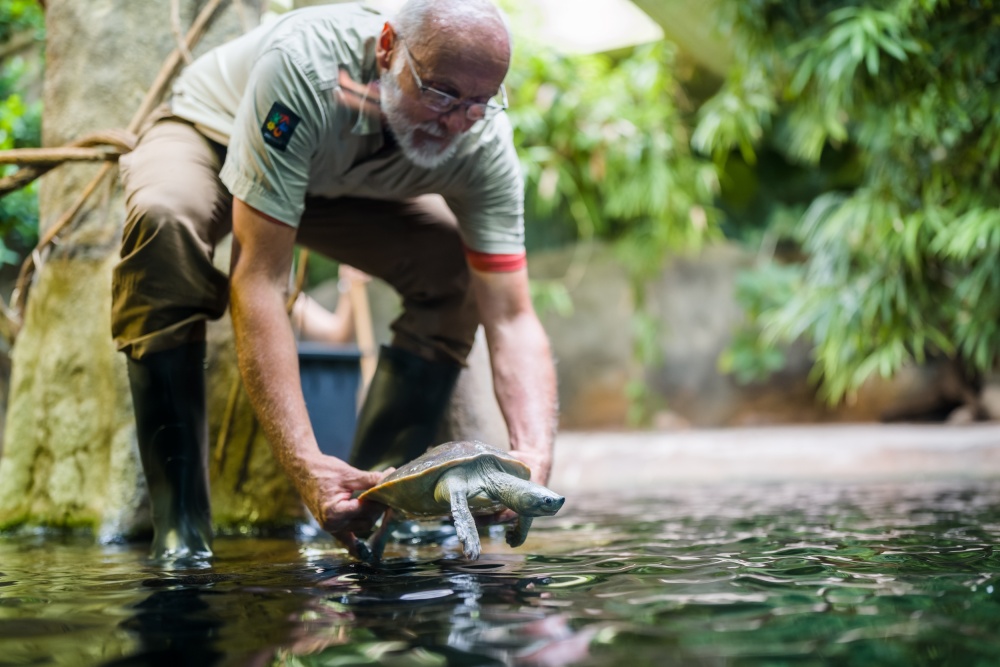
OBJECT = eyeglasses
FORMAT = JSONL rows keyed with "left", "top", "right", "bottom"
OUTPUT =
{"left": 397, "top": 37, "right": 508, "bottom": 121}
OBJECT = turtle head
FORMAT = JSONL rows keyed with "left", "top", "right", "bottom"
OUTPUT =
{"left": 516, "top": 484, "right": 565, "bottom": 517}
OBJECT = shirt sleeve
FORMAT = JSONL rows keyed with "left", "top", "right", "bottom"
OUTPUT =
{"left": 219, "top": 48, "right": 324, "bottom": 227}
{"left": 444, "top": 115, "right": 526, "bottom": 271}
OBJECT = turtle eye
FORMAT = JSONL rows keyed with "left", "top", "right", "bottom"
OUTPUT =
{"left": 543, "top": 498, "right": 552, "bottom": 505}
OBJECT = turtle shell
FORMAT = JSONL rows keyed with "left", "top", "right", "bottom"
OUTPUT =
{"left": 359, "top": 441, "right": 530, "bottom": 517}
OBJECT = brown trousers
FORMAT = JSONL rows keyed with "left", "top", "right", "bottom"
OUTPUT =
{"left": 111, "top": 117, "right": 480, "bottom": 364}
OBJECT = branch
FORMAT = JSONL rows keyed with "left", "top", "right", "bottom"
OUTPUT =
{"left": 0, "top": 146, "right": 122, "bottom": 166}
{"left": 170, "top": 0, "right": 194, "bottom": 64}
{"left": 0, "top": 166, "right": 48, "bottom": 197}
{"left": 0, "top": 30, "right": 38, "bottom": 61}
{"left": 0, "top": 129, "right": 136, "bottom": 196}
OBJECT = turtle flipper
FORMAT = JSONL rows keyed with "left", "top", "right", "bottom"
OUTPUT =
{"left": 450, "top": 490, "right": 481, "bottom": 559}
{"left": 438, "top": 472, "right": 480, "bottom": 560}
{"left": 506, "top": 515, "right": 534, "bottom": 548}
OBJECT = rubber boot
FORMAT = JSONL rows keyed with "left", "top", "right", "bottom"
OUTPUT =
{"left": 127, "top": 342, "right": 213, "bottom": 562}
{"left": 349, "top": 345, "right": 461, "bottom": 471}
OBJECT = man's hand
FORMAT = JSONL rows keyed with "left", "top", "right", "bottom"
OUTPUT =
{"left": 510, "top": 448, "right": 551, "bottom": 486}
{"left": 298, "top": 453, "right": 386, "bottom": 534}
{"left": 295, "top": 453, "right": 390, "bottom": 557}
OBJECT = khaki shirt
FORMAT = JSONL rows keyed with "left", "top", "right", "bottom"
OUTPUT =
{"left": 169, "top": 3, "right": 525, "bottom": 256}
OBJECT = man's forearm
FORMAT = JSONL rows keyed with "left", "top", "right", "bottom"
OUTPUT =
{"left": 228, "top": 200, "right": 383, "bottom": 543}
{"left": 484, "top": 312, "right": 558, "bottom": 483}
{"left": 229, "top": 198, "right": 327, "bottom": 482}
{"left": 230, "top": 275, "right": 323, "bottom": 479}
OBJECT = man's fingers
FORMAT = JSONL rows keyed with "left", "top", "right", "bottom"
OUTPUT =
{"left": 332, "top": 530, "right": 374, "bottom": 563}
{"left": 343, "top": 468, "right": 388, "bottom": 492}
{"left": 333, "top": 496, "right": 363, "bottom": 515}
{"left": 350, "top": 499, "right": 386, "bottom": 537}
{"left": 323, "top": 496, "right": 384, "bottom": 536}
{"left": 308, "top": 460, "right": 392, "bottom": 554}
{"left": 332, "top": 529, "right": 356, "bottom": 552}
{"left": 321, "top": 497, "right": 362, "bottom": 533}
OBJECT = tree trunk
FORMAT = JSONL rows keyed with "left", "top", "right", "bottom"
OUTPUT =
{"left": 0, "top": 0, "right": 305, "bottom": 537}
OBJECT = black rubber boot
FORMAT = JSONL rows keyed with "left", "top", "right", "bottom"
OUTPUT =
{"left": 127, "top": 342, "right": 213, "bottom": 562}
{"left": 349, "top": 345, "right": 461, "bottom": 471}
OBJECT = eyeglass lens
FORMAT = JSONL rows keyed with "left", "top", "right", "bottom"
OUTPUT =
{"left": 400, "top": 38, "right": 505, "bottom": 120}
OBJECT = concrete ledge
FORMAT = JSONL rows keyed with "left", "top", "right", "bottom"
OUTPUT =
{"left": 550, "top": 424, "right": 1000, "bottom": 492}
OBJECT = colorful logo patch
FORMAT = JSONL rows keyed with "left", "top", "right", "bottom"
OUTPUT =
{"left": 261, "top": 101, "right": 301, "bottom": 152}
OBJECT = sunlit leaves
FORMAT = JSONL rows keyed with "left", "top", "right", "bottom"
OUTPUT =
{"left": 704, "top": 0, "right": 1000, "bottom": 402}
{"left": 692, "top": 64, "right": 775, "bottom": 165}
{"left": 0, "top": 0, "right": 42, "bottom": 42}
{"left": 930, "top": 209, "right": 1000, "bottom": 261}
{"left": 508, "top": 40, "right": 721, "bottom": 279}
{"left": 789, "top": 7, "right": 919, "bottom": 93}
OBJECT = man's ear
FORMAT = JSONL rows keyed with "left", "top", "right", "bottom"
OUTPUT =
{"left": 376, "top": 22, "right": 395, "bottom": 70}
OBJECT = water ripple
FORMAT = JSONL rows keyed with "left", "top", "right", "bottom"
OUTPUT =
{"left": 1, "top": 480, "right": 1000, "bottom": 664}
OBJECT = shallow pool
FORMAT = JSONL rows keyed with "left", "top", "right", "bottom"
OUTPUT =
{"left": 2, "top": 480, "right": 1000, "bottom": 666}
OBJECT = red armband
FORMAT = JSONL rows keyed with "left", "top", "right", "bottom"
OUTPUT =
{"left": 464, "top": 247, "right": 527, "bottom": 273}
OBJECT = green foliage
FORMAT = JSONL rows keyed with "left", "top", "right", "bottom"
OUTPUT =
{"left": 529, "top": 279, "right": 573, "bottom": 318}
{"left": 717, "top": 262, "right": 797, "bottom": 383}
{"left": 700, "top": 0, "right": 1000, "bottom": 402}
{"left": 507, "top": 37, "right": 723, "bottom": 422}
{"left": 509, "top": 40, "right": 721, "bottom": 280}
{"left": 0, "top": 71, "right": 41, "bottom": 265}
{"left": 0, "top": 0, "right": 42, "bottom": 42}
{"left": 0, "top": 0, "right": 44, "bottom": 266}
{"left": 625, "top": 309, "right": 667, "bottom": 425}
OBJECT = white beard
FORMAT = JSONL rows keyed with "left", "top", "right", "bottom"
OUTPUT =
{"left": 380, "top": 67, "right": 461, "bottom": 170}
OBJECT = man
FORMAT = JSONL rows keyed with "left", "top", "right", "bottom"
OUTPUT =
{"left": 112, "top": 0, "right": 558, "bottom": 562}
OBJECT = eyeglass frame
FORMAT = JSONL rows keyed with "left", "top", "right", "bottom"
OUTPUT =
{"left": 395, "top": 36, "right": 508, "bottom": 122}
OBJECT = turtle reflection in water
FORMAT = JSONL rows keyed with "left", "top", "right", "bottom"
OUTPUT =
{"left": 360, "top": 441, "right": 566, "bottom": 560}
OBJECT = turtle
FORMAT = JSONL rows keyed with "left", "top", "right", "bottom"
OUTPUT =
{"left": 359, "top": 440, "right": 566, "bottom": 561}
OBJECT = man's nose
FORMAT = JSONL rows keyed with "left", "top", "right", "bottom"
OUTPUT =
{"left": 440, "top": 107, "right": 473, "bottom": 134}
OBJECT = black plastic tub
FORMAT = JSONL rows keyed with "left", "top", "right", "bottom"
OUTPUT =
{"left": 297, "top": 341, "right": 362, "bottom": 460}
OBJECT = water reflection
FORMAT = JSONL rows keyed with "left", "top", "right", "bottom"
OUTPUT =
{"left": 2, "top": 481, "right": 1000, "bottom": 665}
{"left": 111, "top": 578, "right": 225, "bottom": 666}
{"left": 269, "top": 556, "right": 598, "bottom": 666}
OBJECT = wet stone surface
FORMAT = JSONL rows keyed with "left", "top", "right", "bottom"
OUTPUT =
{"left": 2, "top": 480, "right": 1000, "bottom": 665}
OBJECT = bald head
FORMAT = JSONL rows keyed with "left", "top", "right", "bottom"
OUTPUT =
{"left": 390, "top": 0, "right": 512, "bottom": 68}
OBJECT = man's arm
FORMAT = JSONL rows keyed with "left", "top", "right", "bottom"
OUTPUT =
{"left": 470, "top": 266, "right": 558, "bottom": 484}
{"left": 230, "top": 198, "right": 384, "bottom": 547}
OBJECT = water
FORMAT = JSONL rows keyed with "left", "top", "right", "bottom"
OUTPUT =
{"left": 2, "top": 480, "right": 1000, "bottom": 666}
